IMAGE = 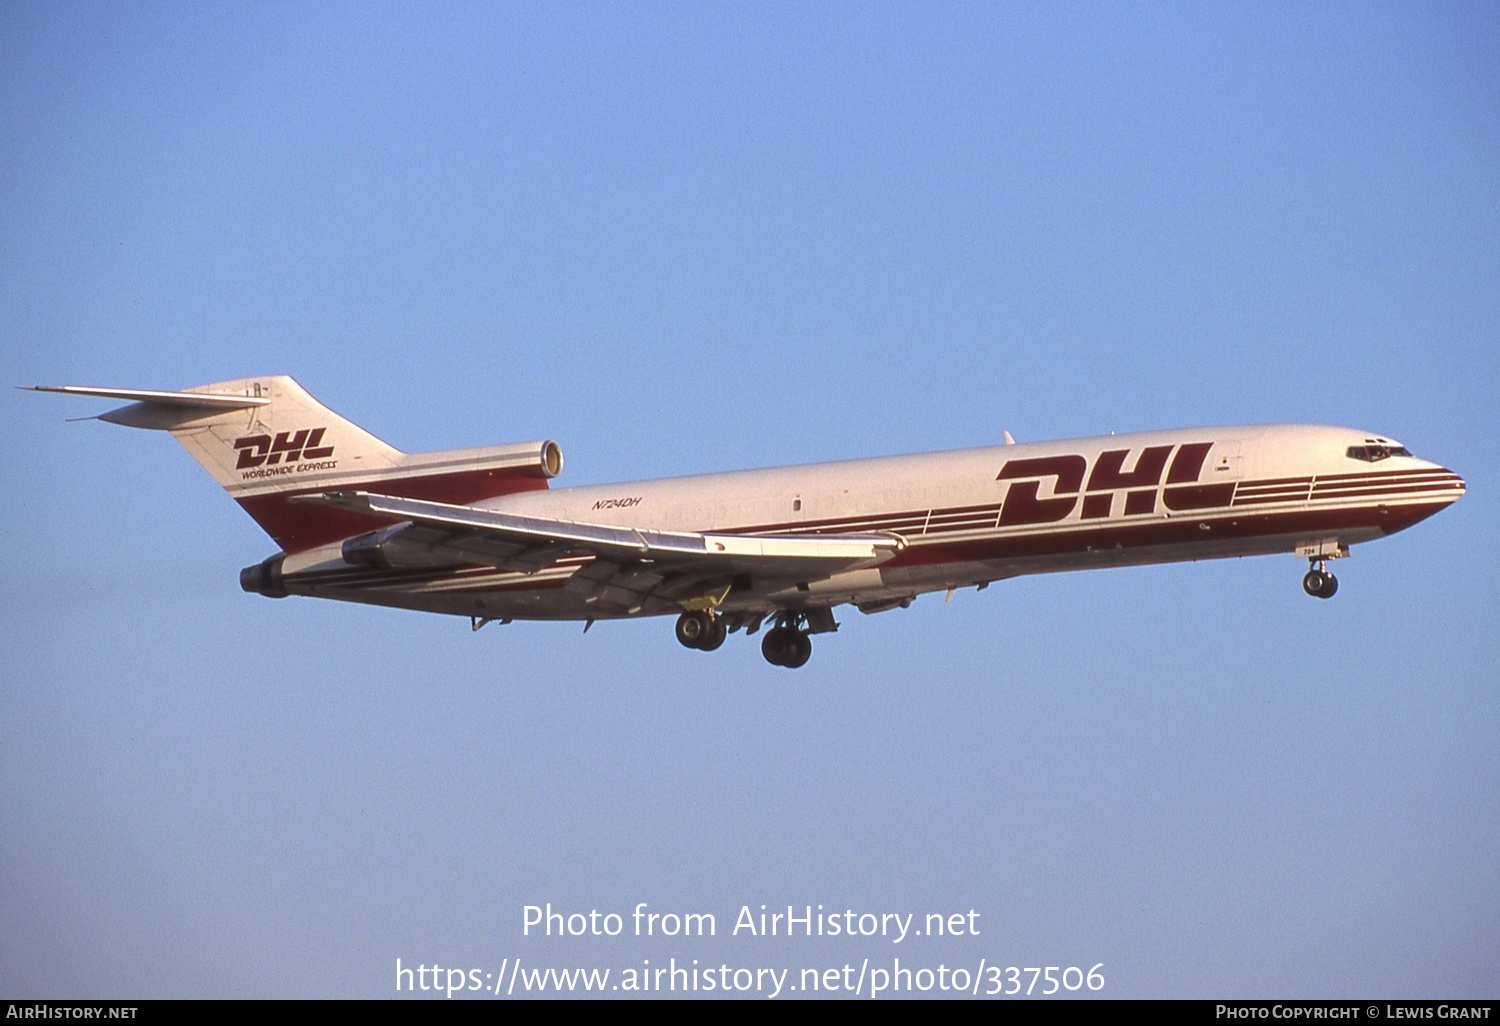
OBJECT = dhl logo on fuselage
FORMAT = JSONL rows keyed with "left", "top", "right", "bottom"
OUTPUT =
{"left": 233, "top": 427, "right": 335, "bottom": 470}
{"left": 996, "top": 442, "right": 1232, "bottom": 526}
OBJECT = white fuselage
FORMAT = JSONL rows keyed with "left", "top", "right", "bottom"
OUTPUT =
{"left": 275, "top": 423, "right": 1464, "bottom": 621}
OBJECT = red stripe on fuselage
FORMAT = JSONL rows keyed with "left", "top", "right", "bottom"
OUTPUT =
{"left": 884, "top": 499, "right": 1452, "bottom": 569}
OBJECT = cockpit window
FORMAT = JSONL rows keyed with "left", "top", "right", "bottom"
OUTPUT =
{"left": 1347, "top": 445, "right": 1412, "bottom": 462}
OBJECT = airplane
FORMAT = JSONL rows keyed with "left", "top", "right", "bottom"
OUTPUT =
{"left": 29, "top": 375, "right": 1465, "bottom": 668}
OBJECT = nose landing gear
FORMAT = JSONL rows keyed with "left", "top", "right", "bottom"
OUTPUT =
{"left": 1302, "top": 559, "right": 1339, "bottom": 599}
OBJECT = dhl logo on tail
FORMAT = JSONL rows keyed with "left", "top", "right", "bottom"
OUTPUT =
{"left": 233, "top": 428, "right": 336, "bottom": 469}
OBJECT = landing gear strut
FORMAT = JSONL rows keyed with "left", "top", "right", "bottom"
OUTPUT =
{"left": 761, "top": 617, "right": 813, "bottom": 669}
{"left": 675, "top": 610, "right": 726, "bottom": 651}
{"left": 1302, "top": 559, "right": 1339, "bottom": 599}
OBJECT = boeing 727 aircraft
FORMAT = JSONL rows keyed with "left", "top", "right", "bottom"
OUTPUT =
{"left": 31, "top": 376, "right": 1465, "bottom": 667}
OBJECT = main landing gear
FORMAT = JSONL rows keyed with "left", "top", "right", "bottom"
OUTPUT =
{"left": 673, "top": 609, "right": 816, "bottom": 668}
{"left": 761, "top": 621, "right": 812, "bottom": 669}
{"left": 674, "top": 610, "right": 727, "bottom": 651}
{"left": 1302, "top": 559, "right": 1339, "bottom": 599}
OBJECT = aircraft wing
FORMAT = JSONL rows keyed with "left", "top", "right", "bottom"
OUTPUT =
{"left": 303, "top": 491, "right": 904, "bottom": 610}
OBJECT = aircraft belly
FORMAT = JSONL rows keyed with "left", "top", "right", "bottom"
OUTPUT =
{"left": 289, "top": 575, "right": 641, "bottom": 621}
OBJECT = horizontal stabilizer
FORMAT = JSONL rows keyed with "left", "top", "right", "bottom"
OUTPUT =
{"left": 24, "top": 385, "right": 270, "bottom": 410}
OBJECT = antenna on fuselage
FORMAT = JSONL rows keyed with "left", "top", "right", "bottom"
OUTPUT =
{"left": 1003, "top": 431, "right": 1016, "bottom": 446}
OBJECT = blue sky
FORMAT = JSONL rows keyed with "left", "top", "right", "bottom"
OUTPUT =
{"left": 3, "top": 1, "right": 1496, "bottom": 999}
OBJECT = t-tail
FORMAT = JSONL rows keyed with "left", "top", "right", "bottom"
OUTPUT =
{"left": 27, "top": 376, "right": 562, "bottom": 553}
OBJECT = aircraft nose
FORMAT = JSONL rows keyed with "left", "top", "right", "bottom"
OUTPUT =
{"left": 1431, "top": 463, "right": 1465, "bottom": 503}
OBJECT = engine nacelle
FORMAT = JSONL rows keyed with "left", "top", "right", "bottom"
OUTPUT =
{"left": 341, "top": 525, "right": 462, "bottom": 570}
{"left": 239, "top": 554, "right": 289, "bottom": 598}
{"left": 539, "top": 440, "right": 563, "bottom": 478}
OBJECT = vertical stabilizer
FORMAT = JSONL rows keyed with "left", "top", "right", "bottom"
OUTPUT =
{"left": 29, "top": 376, "right": 562, "bottom": 552}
